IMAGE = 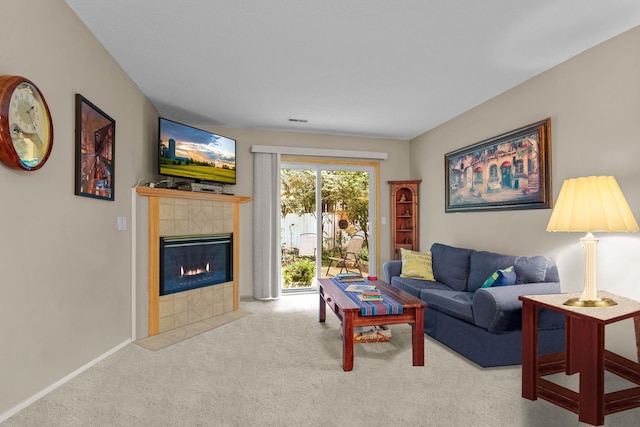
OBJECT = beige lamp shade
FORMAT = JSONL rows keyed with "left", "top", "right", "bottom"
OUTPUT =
{"left": 546, "top": 176, "right": 638, "bottom": 306}
{"left": 547, "top": 176, "right": 639, "bottom": 233}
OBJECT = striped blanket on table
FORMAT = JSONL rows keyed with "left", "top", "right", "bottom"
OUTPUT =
{"left": 331, "top": 279, "right": 403, "bottom": 316}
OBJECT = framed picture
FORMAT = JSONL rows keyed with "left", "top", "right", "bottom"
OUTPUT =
{"left": 75, "top": 94, "right": 115, "bottom": 201}
{"left": 445, "top": 118, "right": 551, "bottom": 213}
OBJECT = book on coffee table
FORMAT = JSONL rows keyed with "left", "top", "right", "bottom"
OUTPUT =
{"left": 336, "top": 272, "right": 364, "bottom": 282}
{"left": 344, "top": 284, "right": 376, "bottom": 293}
{"left": 357, "top": 293, "right": 383, "bottom": 302}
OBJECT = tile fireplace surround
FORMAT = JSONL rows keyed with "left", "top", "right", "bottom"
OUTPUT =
{"left": 136, "top": 187, "right": 251, "bottom": 336}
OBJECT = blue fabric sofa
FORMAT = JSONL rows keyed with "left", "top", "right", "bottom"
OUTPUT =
{"left": 383, "top": 243, "right": 565, "bottom": 367}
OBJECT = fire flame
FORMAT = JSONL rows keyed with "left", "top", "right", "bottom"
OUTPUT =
{"left": 179, "top": 262, "right": 211, "bottom": 277}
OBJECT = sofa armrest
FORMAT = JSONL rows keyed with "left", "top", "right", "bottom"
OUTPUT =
{"left": 383, "top": 260, "right": 403, "bottom": 283}
{"left": 473, "top": 282, "right": 562, "bottom": 333}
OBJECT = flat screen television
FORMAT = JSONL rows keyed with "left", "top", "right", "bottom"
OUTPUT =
{"left": 158, "top": 117, "right": 236, "bottom": 185}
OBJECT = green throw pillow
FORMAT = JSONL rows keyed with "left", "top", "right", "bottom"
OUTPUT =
{"left": 400, "top": 248, "right": 435, "bottom": 281}
{"left": 481, "top": 266, "right": 516, "bottom": 288}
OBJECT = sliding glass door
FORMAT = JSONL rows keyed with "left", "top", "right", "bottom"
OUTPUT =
{"left": 280, "top": 162, "right": 375, "bottom": 292}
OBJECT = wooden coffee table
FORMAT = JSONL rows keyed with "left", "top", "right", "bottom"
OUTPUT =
{"left": 318, "top": 278, "right": 427, "bottom": 371}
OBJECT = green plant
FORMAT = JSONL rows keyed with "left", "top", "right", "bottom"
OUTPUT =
{"left": 282, "top": 257, "right": 316, "bottom": 288}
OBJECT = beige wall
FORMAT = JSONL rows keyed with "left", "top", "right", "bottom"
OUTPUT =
{"left": 410, "top": 25, "right": 640, "bottom": 359}
{"left": 0, "top": 0, "right": 157, "bottom": 416}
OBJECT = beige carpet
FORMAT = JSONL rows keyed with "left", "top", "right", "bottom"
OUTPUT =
{"left": 3, "top": 294, "right": 640, "bottom": 426}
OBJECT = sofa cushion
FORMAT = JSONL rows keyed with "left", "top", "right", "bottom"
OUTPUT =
{"left": 467, "top": 251, "right": 519, "bottom": 292}
{"left": 467, "top": 250, "right": 554, "bottom": 292}
{"left": 400, "top": 248, "right": 435, "bottom": 281}
{"left": 481, "top": 266, "right": 516, "bottom": 288}
{"left": 513, "top": 256, "right": 550, "bottom": 284}
{"left": 430, "top": 243, "right": 474, "bottom": 291}
{"left": 389, "top": 276, "right": 450, "bottom": 298}
{"left": 419, "top": 290, "right": 474, "bottom": 324}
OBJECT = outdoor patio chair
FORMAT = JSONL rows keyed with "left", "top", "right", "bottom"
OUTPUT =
{"left": 325, "top": 234, "right": 365, "bottom": 276}
{"left": 297, "top": 233, "right": 316, "bottom": 258}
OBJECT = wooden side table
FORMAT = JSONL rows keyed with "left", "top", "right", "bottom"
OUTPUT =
{"left": 636, "top": 315, "right": 640, "bottom": 362}
{"left": 520, "top": 292, "right": 640, "bottom": 426}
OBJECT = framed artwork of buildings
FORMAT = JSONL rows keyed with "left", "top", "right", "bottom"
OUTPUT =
{"left": 445, "top": 118, "right": 551, "bottom": 213}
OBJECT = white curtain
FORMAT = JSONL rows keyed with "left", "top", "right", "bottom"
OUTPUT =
{"left": 252, "top": 152, "right": 282, "bottom": 299}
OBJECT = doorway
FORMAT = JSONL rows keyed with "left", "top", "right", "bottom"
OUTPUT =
{"left": 279, "top": 162, "right": 375, "bottom": 292}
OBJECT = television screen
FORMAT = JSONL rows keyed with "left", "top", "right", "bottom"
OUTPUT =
{"left": 158, "top": 117, "right": 236, "bottom": 185}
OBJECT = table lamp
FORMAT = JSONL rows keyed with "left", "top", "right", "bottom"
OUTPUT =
{"left": 546, "top": 176, "right": 639, "bottom": 307}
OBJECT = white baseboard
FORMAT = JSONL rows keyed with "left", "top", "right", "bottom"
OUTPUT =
{"left": 0, "top": 339, "right": 131, "bottom": 423}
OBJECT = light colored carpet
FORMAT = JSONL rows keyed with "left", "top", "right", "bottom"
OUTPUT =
{"left": 3, "top": 293, "right": 640, "bottom": 426}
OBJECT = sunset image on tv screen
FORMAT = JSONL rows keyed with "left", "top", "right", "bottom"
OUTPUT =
{"left": 159, "top": 119, "right": 236, "bottom": 184}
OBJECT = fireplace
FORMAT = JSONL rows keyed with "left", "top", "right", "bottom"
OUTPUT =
{"left": 160, "top": 234, "right": 233, "bottom": 296}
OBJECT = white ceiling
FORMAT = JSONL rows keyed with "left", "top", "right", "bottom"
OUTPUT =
{"left": 65, "top": 1, "right": 640, "bottom": 140}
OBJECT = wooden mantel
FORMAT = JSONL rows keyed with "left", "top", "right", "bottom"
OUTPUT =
{"left": 136, "top": 186, "right": 252, "bottom": 204}
{"left": 136, "top": 186, "right": 252, "bottom": 336}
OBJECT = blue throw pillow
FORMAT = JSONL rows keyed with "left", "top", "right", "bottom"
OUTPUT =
{"left": 481, "top": 266, "right": 516, "bottom": 288}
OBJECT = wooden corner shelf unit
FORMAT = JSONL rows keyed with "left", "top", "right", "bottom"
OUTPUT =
{"left": 389, "top": 180, "right": 421, "bottom": 260}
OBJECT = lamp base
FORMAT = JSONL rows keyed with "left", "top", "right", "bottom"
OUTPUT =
{"left": 563, "top": 297, "right": 617, "bottom": 307}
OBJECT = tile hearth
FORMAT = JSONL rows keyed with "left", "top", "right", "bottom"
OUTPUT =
{"left": 136, "top": 309, "right": 251, "bottom": 351}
